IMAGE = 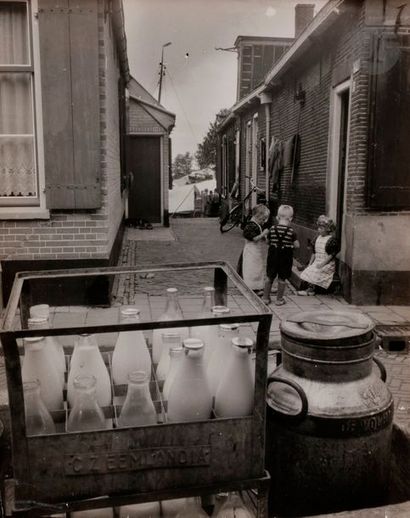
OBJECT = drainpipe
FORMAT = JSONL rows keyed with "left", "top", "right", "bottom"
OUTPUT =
{"left": 259, "top": 92, "right": 272, "bottom": 198}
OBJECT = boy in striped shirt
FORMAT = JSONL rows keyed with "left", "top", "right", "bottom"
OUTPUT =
{"left": 262, "top": 205, "right": 299, "bottom": 306}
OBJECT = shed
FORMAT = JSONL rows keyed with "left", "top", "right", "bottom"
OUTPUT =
{"left": 126, "top": 78, "right": 176, "bottom": 227}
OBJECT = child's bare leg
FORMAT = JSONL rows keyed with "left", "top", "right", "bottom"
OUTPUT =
{"left": 263, "top": 277, "right": 273, "bottom": 303}
{"left": 276, "top": 279, "right": 286, "bottom": 304}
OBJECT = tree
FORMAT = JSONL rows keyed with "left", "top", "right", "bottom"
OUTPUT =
{"left": 172, "top": 152, "right": 194, "bottom": 179}
{"left": 195, "top": 108, "right": 230, "bottom": 171}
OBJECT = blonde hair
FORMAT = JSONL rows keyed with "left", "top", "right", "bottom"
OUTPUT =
{"left": 252, "top": 204, "right": 270, "bottom": 219}
{"left": 317, "top": 215, "right": 336, "bottom": 233}
{"left": 277, "top": 204, "right": 294, "bottom": 221}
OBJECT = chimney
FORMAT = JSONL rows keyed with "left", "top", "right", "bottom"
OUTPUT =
{"left": 295, "top": 4, "right": 315, "bottom": 38}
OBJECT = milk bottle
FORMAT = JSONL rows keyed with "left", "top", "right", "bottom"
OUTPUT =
{"left": 22, "top": 336, "right": 64, "bottom": 411}
{"left": 214, "top": 337, "right": 254, "bottom": 418}
{"left": 167, "top": 338, "right": 212, "bottom": 422}
{"left": 112, "top": 306, "right": 152, "bottom": 384}
{"left": 152, "top": 288, "right": 188, "bottom": 364}
{"left": 67, "top": 334, "right": 111, "bottom": 408}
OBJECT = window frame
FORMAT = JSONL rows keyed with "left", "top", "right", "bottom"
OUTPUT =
{"left": 0, "top": 0, "right": 47, "bottom": 215}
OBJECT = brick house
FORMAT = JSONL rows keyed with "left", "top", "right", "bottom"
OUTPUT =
{"left": 217, "top": 0, "right": 410, "bottom": 305}
{"left": 126, "top": 77, "right": 175, "bottom": 227}
{"left": 0, "top": 0, "right": 128, "bottom": 305}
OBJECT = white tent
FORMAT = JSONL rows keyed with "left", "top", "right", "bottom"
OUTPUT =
{"left": 169, "top": 183, "right": 196, "bottom": 214}
{"left": 169, "top": 178, "right": 217, "bottom": 214}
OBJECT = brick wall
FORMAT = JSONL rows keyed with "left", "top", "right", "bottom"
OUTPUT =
{"left": 257, "top": 3, "right": 365, "bottom": 261}
{"left": 128, "top": 103, "right": 164, "bottom": 134}
{"left": 0, "top": 1, "right": 124, "bottom": 263}
{"left": 100, "top": 4, "right": 125, "bottom": 253}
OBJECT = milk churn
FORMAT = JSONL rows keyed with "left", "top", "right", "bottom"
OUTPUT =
{"left": 266, "top": 310, "right": 393, "bottom": 517}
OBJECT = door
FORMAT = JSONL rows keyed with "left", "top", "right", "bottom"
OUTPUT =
{"left": 336, "top": 89, "right": 350, "bottom": 241}
{"left": 127, "top": 136, "right": 161, "bottom": 223}
{"left": 329, "top": 80, "right": 351, "bottom": 242}
{"left": 251, "top": 114, "right": 259, "bottom": 207}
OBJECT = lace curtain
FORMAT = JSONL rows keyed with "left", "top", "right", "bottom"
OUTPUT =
{"left": 0, "top": 2, "right": 37, "bottom": 198}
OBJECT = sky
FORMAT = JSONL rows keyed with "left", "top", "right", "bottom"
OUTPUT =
{"left": 123, "top": 0, "right": 327, "bottom": 161}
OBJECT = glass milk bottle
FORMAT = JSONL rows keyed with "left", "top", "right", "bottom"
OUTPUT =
{"left": 214, "top": 337, "right": 254, "bottom": 418}
{"left": 22, "top": 336, "right": 64, "bottom": 411}
{"left": 190, "top": 286, "right": 228, "bottom": 365}
{"left": 27, "top": 317, "right": 65, "bottom": 389}
{"left": 167, "top": 338, "right": 212, "bottom": 422}
{"left": 156, "top": 332, "right": 181, "bottom": 382}
{"left": 175, "top": 497, "right": 208, "bottom": 518}
{"left": 67, "top": 334, "right": 111, "bottom": 408}
{"left": 67, "top": 375, "right": 107, "bottom": 432}
{"left": 112, "top": 306, "right": 152, "bottom": 384}
{"left": 162, "top": 346, "right": 183, "bottom": 401}
{"left": 29, "top": 304, "right": 66, "bottom": 375}
{"left": 190, "top": 286, "right": 215, "bottom": 337}
{"left": 117, "top": 371, "right": 157, "bottom": 427}
{"left": 207, "top": 324, "right": 239, "bottom": 399}
{"left": 152, "top": 288, "right": 189, "bottom": 364}
{"left": 118, "top": 501, "right": 161, "bottom": 517}
{"left": 29, "top": 304, "right": 50, "bottom": 319}
{"left": 162, "top": 498, "right": 198, "bottom": 517}
{"left": 214, "top": 492, "right": 254, "bottom": 518}
{"left": 23, "top": 380, "right": 56, "bottom": 436}
{"left": 204, "top": 305, "right": 231, "bottom": 366}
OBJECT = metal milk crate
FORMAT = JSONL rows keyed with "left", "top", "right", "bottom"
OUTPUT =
{"left": 0, "top": 262, "right": 272, "bottom": 516}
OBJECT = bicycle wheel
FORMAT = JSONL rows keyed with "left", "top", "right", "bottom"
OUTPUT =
{"left": 220, "top": 204, "right": 242, "bottom": 233}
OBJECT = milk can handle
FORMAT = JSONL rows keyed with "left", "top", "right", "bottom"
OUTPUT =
{"left": 373, "top": 357, "right": 387, "bottom": 382}
{"left": 267, "top": 376, "right": 308, "bottom": 421}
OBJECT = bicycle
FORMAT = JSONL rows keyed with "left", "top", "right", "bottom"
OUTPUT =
{"left": 219, "top": 176, "right": 266, "bottom": 233}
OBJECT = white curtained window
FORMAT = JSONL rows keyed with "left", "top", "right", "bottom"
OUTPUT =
{"left": 0, "top": 1, "right": 38, "bottom": 204}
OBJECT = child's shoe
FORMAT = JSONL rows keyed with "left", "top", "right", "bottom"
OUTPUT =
{"left": 297, "top": 288, "right": 315, "bottom": 296}
{"left": 261, "top": 298, "right": 271, "bottom": 305}
{"left": 275, "top": 298, "right": 286, "bottom": 306}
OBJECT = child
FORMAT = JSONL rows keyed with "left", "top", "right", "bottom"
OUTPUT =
{"left": 262, "top": 205, "right": 299, "bottom": 306}
{"left": 298, "top": 215, "right": 340, "bottom": 295}
{"left": 237, "top": 204, "right": 270, "bottom": 293}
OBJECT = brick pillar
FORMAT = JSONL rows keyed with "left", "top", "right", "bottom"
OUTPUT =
{"left": 295, "top": 4, "right": 315, "bottom": 38}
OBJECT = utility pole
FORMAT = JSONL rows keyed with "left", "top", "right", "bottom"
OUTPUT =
{"left": 158, "top": 41, "right": 172, "bottom": 104}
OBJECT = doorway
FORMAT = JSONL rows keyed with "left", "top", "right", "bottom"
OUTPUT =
{"left": 126, "top": 136, "right": 162, "bottom": 224}
{"left": 329, "top": 81, "right": 351, "bottom": 242}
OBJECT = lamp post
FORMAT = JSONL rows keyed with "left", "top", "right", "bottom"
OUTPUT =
{"left": 158, "top": 41, "right": 172, "bottom": 104}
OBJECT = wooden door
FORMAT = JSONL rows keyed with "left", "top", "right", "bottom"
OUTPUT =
{"left": 127, "top": 136, "right": 161, "bottom": 223}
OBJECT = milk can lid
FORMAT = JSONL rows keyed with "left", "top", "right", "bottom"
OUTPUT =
{"left": 280, "top": 310, "right": 374, "bottom": 341}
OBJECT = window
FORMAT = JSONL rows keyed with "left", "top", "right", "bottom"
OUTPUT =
{"left": 0, "top": 1, "right": 39, "bottom": 206}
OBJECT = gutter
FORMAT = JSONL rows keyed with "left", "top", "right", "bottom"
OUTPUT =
{"left": 230, "top": 0, "right": 345, "bottom": 115}
{"left": 264, "top": 0, "right": 344, "bottom": 87}
{"left": 112, "top": 0, "right": 130, "bottom": 83}
{"left": 216, "top": 111, "right": 235, "bottom": 133}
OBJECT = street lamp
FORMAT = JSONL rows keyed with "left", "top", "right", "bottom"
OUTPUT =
{"left": 158, "top": 41, "right": 172, "bottom": 104}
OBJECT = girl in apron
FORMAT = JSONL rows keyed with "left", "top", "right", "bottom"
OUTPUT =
{"left": 298, "top": 215, "right": 340, "bottom": 295}
{"left": 237, "top": 204, "right": 270, "bottom": 293}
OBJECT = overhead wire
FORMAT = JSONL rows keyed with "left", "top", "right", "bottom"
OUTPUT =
{"left": 166, "top": 67, "right": 199, "bottom": 143}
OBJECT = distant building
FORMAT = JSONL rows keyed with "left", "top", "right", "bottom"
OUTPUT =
{"left": 217, "top": 0, "right": 410, "bottom": 304}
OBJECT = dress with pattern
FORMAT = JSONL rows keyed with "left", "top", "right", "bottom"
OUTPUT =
{"left": 300, "top": 235, "right": 337, "bottom": 289}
